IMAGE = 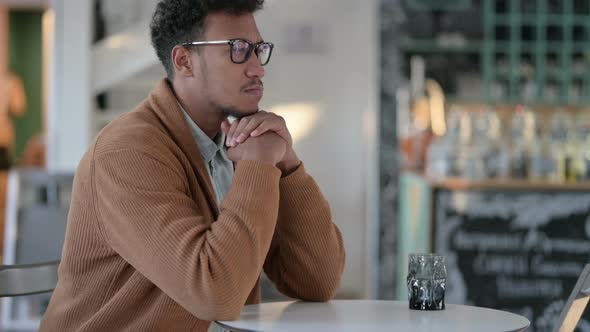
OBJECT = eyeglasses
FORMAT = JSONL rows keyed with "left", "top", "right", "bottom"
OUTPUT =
{"left": 181, "top": 39, "right": 274, "bottom": 66}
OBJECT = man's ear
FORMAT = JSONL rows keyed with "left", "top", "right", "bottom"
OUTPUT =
{"left": 171, "top": 46, "right": 196, "bottom": 77}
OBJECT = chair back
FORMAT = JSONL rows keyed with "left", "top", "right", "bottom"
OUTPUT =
{"left": 0, "top": 261, "right": 60, "bottom": 297}
{"left": 1, "top": 169, "right": 72, "bottom": 329}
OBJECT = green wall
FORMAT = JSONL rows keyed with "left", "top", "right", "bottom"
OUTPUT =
{"left": 8, "top": 10, "right": 43, "bottom": 161}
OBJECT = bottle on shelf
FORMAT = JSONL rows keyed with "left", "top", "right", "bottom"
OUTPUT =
{"left": 426, "top": 107, "right": 461, "bottom": 180}
{"left": 585, "top": 135, "right": 590, "bottom": 182}
{"left": 468, "top": 110, "right": 490, "bottom": 178}
{"left": 547, "top": 109, "right": 574, "bottom": 182}
{"left": 527, "top": 112, "right": 556, "bottom": 182}
{"left": 481, "top": 108, "right": 510, "bottom": 179}
{"left": 569, "top": 111, "right": 590, "bottom": 182}
{"left": 510, "top": 105, "right": 535, "bottom": 179}
{"left": 408, "top": 56, "right": 434, "bottom": 172}
{"left": 397, "top": 86, "right": 414, "bottom": 170}
{"left": 455, "top": 109, "right": 485, "bottom": 180}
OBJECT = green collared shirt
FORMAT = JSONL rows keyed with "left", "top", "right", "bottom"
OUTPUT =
{"left": 179, "top": 105, "right": 234, "bottom": 206}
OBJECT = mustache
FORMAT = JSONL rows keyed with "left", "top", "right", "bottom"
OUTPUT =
{"left": 241, "top": 80, "right": 264, "bottom": 90}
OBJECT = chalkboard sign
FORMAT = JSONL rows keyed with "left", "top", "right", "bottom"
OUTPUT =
{"left": 435, "top": 190, "right": 590, "bottom": 332}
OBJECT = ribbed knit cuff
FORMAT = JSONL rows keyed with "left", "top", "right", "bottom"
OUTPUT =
{"left": 277, "top": 162, "right": 331, "bottom": 234}
{"left": 279, "top": 162, "right": 315, "bottom": 204}
{"left": 278, "top": 162, "right": 307, "bottom": 195}
{"left": 223, "top": 160, "right": 282, "bottom": 215}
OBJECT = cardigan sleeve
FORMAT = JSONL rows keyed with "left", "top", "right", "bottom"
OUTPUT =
{"left": 263, "top": 163, "right": 345, "bottom": 301}
{"left": 93, "top": 148, "right": 280, "bottom": 321}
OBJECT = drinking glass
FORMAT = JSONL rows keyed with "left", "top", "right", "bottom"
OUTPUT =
{"left": 407, "top": 253, "right": 447, "bottom": 310}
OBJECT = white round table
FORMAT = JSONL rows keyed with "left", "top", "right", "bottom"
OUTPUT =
{"left": 216, "top": 300, "right": 530, "bottom": 332}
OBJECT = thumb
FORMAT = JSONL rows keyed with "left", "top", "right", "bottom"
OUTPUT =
{"left": 225, "top": 146, "right": 239, "bottom": 162}
{"left": 221, "top": 119, "right": 230, "bottom": 134}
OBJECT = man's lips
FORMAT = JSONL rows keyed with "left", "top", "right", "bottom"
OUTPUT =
{"left": 243, "top": 85, "right": 264, "bottom": 96}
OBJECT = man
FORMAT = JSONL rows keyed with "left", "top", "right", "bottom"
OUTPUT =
{"left": 40, "top": 0, "right": 345, "bottom": 331}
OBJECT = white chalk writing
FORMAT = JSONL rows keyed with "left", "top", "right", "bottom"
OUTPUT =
{"left": 531, "top": 255, "right": 585, "bottom": 277}
{"left": 473, "top": 254, "right": 529, "bottom": 276}
{"left": 453, "top": 230, "right": 522, "bottom": 252}
{"left": 497, "top": 277, "right": 563, "bottom": 299}
{"left": 450, "top": 192, "right": 590, "bottom": 229}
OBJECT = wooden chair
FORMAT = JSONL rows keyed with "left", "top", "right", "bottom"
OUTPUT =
{"left": 554, "top": 264, "right": 590, "bottom": 332}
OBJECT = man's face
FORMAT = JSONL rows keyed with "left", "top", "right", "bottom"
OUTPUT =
{"left": 192, "top": 13, "right": 266, "bottom": 118}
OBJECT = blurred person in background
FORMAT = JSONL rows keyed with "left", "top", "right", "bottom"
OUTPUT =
{"left": 19, "top": 133, "right": 46, "bottom": 168}
{"left": 40, "top": 0, "right": 345, "bottom": 331}
{"left": 0, "top": 72, "right": 26, "bottom": 170}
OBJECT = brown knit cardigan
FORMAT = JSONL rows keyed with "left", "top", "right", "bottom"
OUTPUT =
{"left": 40, "top": 79, "right": 345, "bottom": 331}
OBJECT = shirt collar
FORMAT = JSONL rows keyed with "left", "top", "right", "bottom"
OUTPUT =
{"left": 178, "top": 102, "right": 225, "bottom": 163}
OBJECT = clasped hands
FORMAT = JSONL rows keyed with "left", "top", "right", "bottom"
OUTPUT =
{"left": 221, "top": 111, "right": 300, "bottom": 174}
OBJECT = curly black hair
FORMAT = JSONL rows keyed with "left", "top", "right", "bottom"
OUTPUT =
{"left": 150, "top": 0, "right": 264, "bottom": 79}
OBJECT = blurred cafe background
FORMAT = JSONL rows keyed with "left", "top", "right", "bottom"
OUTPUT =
{"left": 0, "top": 0, "right": 588, "bottom": 331}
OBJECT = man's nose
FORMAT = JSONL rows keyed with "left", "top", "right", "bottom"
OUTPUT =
{"left": 245, "top": 55, "right": 266, "bottom": 78}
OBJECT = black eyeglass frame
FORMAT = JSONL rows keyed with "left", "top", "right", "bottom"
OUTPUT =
{"left": 181, "top": 39, "right": 274, "bottom": 66}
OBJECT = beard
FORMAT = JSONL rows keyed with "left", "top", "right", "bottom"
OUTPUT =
{"left": 219, "top": 105, "right": 259, "bottom": 119}
{"left": 200, "top": 65, "right": 261, "bottom": 119}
